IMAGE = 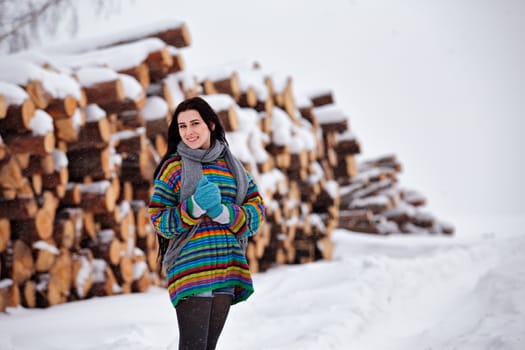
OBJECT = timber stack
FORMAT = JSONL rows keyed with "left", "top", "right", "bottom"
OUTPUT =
{"left": 0, "top": 19, "right": 451, "bottom": 312}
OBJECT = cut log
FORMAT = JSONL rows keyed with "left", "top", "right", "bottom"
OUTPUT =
{"left": 66, "top": 116, "right": 111, "bottom": 151}
{"left": 35, "top": 273, "right": 63, "bottom": 308}
{"left": 0, "top": 94, "right": 6, "bottom": 119}
{"left": 112, "top": 255, "right": 133, "bottom": 284}
{"left": 20, "top": 279, "right": 36, "bottom": 308}
{"left": 309, "top": 90, "right": 335, "bottom": 107}
{"left": 83, "top": 79, "right": 125, "bottom": 106}
{"left": 0, "top": 155, "right": 26, "bottom": 193}
{"left": 203, "top": 72, "right": 241, "bottom": 100}
{"left": 216, "top": 105, "right": 239, "bottom": 132}
{"left": 131, "top": 260, "right": 151, "bottom": 293}
{"left": 0, "top": 98, "right": 35, "bottom": 132}
{"left": 11, "top": 240, "right": 34, "bottom": 284}
{"left": 33, "top": 240, "right": 59, "bottom": 272}
{"left": 0, "top": 279, "right": 13, "bottom": 312}
{"left": 53, "top": 108, "right": 84, "bottom": 142}
{"left": 67, "top": 147, "right": 112, "bottom": 181}
{"left": 145, "top": 47, "right": 173, "bottom": 82}
{"left": 0, "top": 197, "right": 38, "bottom": 219}
{"left": 118, "top": 62, "right": 150, "bottom": 89}
{"left": 25, "top": 80, "right": 52, "bottom": 109}
{"left": 53, "top": 215, "right": 76, "bottom": 249}
{"left": 149, "top": 22, "right": 192, "bottom": 48}
{"left": 70, "top": 249, "right": 93, "bottom": 300}
{"left": 10, "top": 208, "right": 54, "bottom": 243}
{"left": 3, "top": 131, "right": 55, "bottom": 155}
{"left": 88, "top": 259, "right": 119, "bottom": 297}
{"left": 0, "top": 218, "right": 9, "bottom": 253}
{"left": 78, "top": 180, "right": 117, "bottom": 213}
{"left": 91, "top": 229, "right": 122, "bottom": 265}
{"left": 45, "top": 96, "right": 78, "bottom": 119}
{"left": 166, "top": 47, "right": 185, "bottom": 74}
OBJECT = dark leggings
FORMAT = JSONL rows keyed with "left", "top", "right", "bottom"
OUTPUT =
{"left": 176, "top": 293, "right": 233, "bottom": 350}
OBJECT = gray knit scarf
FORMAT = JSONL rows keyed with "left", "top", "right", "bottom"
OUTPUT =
{"left": 163, "top": 140, "right": 249, "bottom": 270}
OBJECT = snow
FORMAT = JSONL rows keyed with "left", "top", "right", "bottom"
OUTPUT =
{"left": 85, "top": 104, "right": 106, "bottom": 122}
{"left": 141, "top": 96, "right": 169, "bottom": 121}
{"left": 1, "top": 1, "right": 523, "bottom": 349}
{"left": 0, "top": 57, "right": 82, "bottom": 99}
{"left": 29, "top": 110, "right": 54, "bottom": 136}
{"left": 0, "top": 81, "right": 28, "bottom": 105}
{"left": 32, "top": 241, "right": 60, "bottom": 255}
{"left": 118, "top": 74, "right": 144, "bottom": 100}
{"left": 75, "top": 66, "right": 118, "bottom": 87}
{"left": 1, "top": 229, "right": 524, "bottom": 350}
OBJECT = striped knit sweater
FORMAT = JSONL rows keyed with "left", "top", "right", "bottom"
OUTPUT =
{"left": 148, "top": 153, "right": 265, "bottom": 307}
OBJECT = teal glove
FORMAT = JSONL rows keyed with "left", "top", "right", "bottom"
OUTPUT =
{"left": 193, "top": 177, "right": 222, "bottom": 217}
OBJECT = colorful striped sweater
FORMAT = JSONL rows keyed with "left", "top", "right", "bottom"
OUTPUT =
{"left": 148, "top": 153, "right": 265, "bottom": 307}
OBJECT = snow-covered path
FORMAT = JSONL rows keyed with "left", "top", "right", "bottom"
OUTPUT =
{"left": 1, "top": 229, "right": 524, "bottom": 350}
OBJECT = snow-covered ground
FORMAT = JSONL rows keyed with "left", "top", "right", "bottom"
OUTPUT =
{"left": 2, "top": 228, "right": 524, "bottom": 350}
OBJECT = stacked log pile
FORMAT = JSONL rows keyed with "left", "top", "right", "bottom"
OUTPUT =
{"left": 0, "top": 19, "right": 452, "bottom": 312}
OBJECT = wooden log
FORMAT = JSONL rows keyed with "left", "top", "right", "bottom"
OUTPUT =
{"left": 0, "top": 155, "right": 26, "bottom": 193}
{"left": 3, "top": 131, "right": 55, "bottom": 155}
{"left": 10, "top": 208, "right": 54, "bottom": 243}
{"left": 216, "top": 105, "right": 239, "bottom": 132}
{"left": 20, "top": 279, "right": 36, "bottom": 308}
{"left": 66, "top": 115, "right": 111, "bottom": 151}
{"left": 0, "top": 218, "right": 9, "bottom": 253}
{"left": 35, "top": 273, "right": 63, "bottom": 308}
{"left": 83, "top": 79, "right": 125, "bottom": 106}
{"left": 88, "top": 259, "right": 119, "bottom": 297}
{"left": 67, "top": 147, "right": 112, "bottom": 181}
{"left": 91, "top": 229, "right": 122, "bottom": 265}
{"left": 149, "top": 22, "right": 192, "bottom": 48}
{"left": 112, "top": 255, "right": 133, "bottom": 284}
{"left": 78, "top": 180, "right": 117, "bottom": 213}
{"left": 25, "top": 80, "right": 53, "bottom": 109}
{"left": 0, "top": 279, "right": 13, "bottom": 312}
{"left": 70, "top": 249, "right": 93, "bottom": 300}
{"left": 11, "top": 240, "right": 34, "bottom": 284}
{"left": 118, "top": 62, "right": 150, "bottom": 90}
{"left": 45, "top": 96, "right": 78, "bottom": 119}
{"left": 0, "top": 98, "right": 35, "bottom": 132}
{"left": 145, "top": 47, "right": 173, "bottom": 83}
{"left": 120, "top": 142, "right": 158, "bottom": 184}
{"left": 0, "top": 197, "right": 38, "bottom": 220}
{"left": 203, "top": 72, "right": 241, "bottom": 100}
{"left": 53, "top": 108, "right": 84, "bottom": 142}
{"left": 0, "top": 94, "right": 6, "bottom": 119}
{"left": 48, "top": 248, "right": 72, "bottom": 302}
{"left": 33, "top": 240, "right": 59, "bottom": 272}
{"left": 309, "top": 90, "right": 334, "bottom": 107}
{"left": 166, "top": 46, "right": 185, "bottom": 74}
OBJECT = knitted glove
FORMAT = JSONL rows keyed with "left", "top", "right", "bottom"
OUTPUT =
{"left": 193, "top": 177, "right": 222, "bottom": 217}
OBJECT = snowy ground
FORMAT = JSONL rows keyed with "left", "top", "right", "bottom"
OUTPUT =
{"left": 2, "top": 227, "right": 524, "bottom": 350}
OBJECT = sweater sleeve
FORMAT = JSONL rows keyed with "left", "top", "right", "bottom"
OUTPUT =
{"left": 223, "top": 172, "right": 266, "bottom": 238}
{"left": 147, "top": 158, "right": 201, "bottom": 239}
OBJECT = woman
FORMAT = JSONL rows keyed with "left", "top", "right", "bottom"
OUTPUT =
{"left": 148, "top": 96, "right": 265, "bottom": 350}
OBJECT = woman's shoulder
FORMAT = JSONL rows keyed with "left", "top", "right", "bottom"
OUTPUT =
{"left": 157, "top": 154, "right": 183, "bottom": 181}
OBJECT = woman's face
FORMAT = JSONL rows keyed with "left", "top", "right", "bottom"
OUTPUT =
{"left": 177, "top": 109, "right": 214, "bottom": 149}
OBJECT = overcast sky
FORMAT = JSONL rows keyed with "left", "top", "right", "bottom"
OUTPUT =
{"left": 46, "top": 0, "right": 525, "bottom": 234}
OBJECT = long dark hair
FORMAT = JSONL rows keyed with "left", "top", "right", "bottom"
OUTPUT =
{"left": 153, "top": 96, "right": 228, "bottom": 262}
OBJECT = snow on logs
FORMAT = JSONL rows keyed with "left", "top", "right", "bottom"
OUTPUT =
{"left": 0, "top": 20, "right": 452, "bottom": 312}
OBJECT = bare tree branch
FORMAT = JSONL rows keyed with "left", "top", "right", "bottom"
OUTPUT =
{"left": 0, "top": 0, "right": 125, "bottom": 53}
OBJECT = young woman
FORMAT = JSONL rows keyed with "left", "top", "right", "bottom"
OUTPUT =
{"left": 148, "top": 96, "right": 265, "bottom": 350}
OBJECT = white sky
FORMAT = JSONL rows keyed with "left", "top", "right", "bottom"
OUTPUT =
{"left": 38, "top": 0, "right": 525, "bottom": 233}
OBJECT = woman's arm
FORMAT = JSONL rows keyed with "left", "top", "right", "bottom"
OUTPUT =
{"left": 222, "top": 173, "right": 266, "bottom": 238}
{"left": 148, "top": 158, "right": 201, "bottom": 239}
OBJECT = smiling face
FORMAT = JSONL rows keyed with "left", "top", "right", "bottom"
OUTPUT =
{"left": 177, "top": 109, "right": 214, "bottom": 149}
